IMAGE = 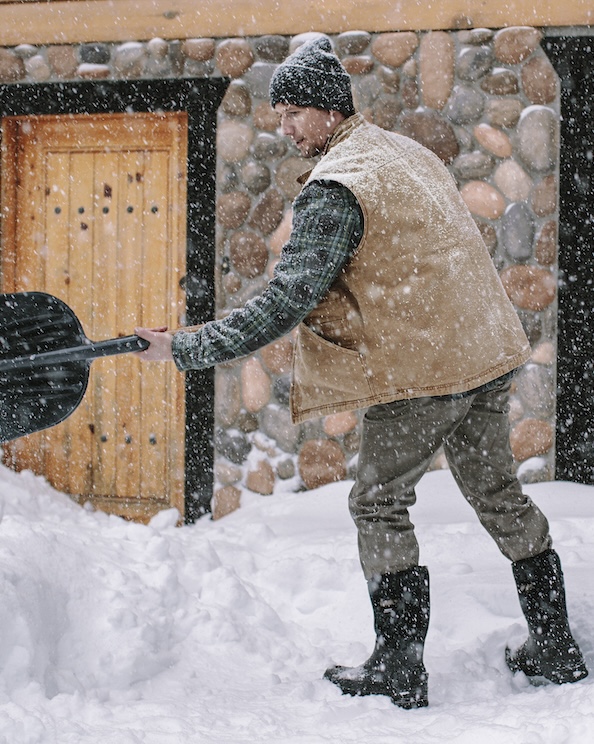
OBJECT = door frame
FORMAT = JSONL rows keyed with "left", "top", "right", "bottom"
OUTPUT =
{"left": 0, "top": 78, "right": 229, "bottom": 520}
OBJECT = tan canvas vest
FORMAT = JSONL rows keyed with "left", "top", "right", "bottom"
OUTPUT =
{"left": 290, "top": 115, "right": 530, "bottom": 424}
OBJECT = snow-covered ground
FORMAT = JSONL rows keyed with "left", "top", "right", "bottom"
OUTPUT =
{"left": 1, "top": 463, "right": 593, "bottom": 743}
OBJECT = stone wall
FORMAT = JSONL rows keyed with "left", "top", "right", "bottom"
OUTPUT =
{"left": 0, "top": 27, "right": 559, "bottom": 515}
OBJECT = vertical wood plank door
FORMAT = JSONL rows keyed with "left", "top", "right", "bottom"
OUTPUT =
{"left": 1, "top": 112, "right": 188, "bottom": 521}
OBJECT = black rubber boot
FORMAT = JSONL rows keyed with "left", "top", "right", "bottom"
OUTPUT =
{"left": 506, "top": 549, "right": 588, "bottom": 684}
{"left": 324, "top": 566, "right": 430, "bottom": 709}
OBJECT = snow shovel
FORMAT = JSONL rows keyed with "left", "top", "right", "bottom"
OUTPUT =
{"left": 0, "top": 291, "right": 150, "bottom": 443}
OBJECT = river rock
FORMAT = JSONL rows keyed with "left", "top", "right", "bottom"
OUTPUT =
{"left": 493, "top": 27, "right": 543, "bottom": 64}
{"left": 500, "top": 265, "right": 556, "bottom": 310}
{"left": 371, "top": 32, "right": 419, "bottom": 67}
{"left": 516, "top": 105, "right": 558, "bottom": 174}
{"left": 420, "top": 32, "right": 455, "bottom": 110}
{"left": 502, "top": 203, "right": 535, "bottom": 262}
{"left": 298, "top": 439, "right": 347, "bottom": 489}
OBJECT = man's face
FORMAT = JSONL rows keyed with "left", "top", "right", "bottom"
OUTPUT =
{"left": 275, "top": 104, "right": 341, "bottom": 158}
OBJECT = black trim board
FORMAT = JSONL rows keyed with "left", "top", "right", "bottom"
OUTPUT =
{"left": 543, "top": 37, "right": 594, "bottom": 483}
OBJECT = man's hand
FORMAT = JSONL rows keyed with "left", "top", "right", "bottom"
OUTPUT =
{"left": 134, "top": 327, "right": 174, "bottom": 362}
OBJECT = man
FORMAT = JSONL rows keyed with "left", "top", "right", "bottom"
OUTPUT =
{"left": 136, "top": 37, "right": 588, "bottom": 708}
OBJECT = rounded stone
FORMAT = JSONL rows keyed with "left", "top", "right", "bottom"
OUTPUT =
{"left": 480, "top": 70, "right": 519, "bottom": 96}
{"left": 535, "top": 221, "right": 557, "bottom": 265}
{"left": 510, "top": 418, "right": 553, "bottom": 462}
{"left": 336, "top": 31, "right": 372, "bottom": 56}
{"left": 401, "top": 78, "right": 419, "bottom": 109}
{"left": 323, "top": 411, "right": 358, "bottom": 437}
{"left": 215, "top": 369, "right": 241, "bottom": 427}
{"left": 113, "top": 43, "right": 146, "bottom": 78}
{"left": 378, "top": 65, "right": 400, "bottom": 91}
{"left": 531, "top": 341, "right": 555, "bottom": 365}
{"left": 342, "top": 56, "right": 374, "bottom": 76}
{"left": 419, "top": 32, "right": 455, "bottom": 111}
{"left": 502, "top": 203, "right": 535, "bottom": 262}
{"left": 79, "top": 43, "right": 110, "bottom": 65}
{"left": 272, "top": 376, "right": 291, "bottom": 406}
{"left": 456, "top": 28, "right": 494, "bottom": 45}
{"left": 453, "top": 151, "right": 494, "bottom": 181}
{"left": 212, "top": 486, "right": 241, "bottom": 520}
{"left": 229, "top": 230, "right": 269, "bottom": 278}
{"left": 222, "top": 271, "right": 242, "bottom": 296}
{"left": 253, "top": 133, "right": 287, "bottom": 161}
{"left": 78, "top": 64, "right": 110, "bottom": 80}
{"left": 236, "top": 411, "right": 259, "bottom": 433}
{"left": 371, "top": 32, "right": 419, "bottom": 68}
{"left": 494, "top": 160, "right": 533, "bottom": 201}
{"left": 253, "top": 102, "right": 281, "bottom": 131}
{"left": 241, "top": 160, "right": 271, "bottom": 195}
{"left": 500, "top": 265, "right": 556, "bottom": 310}
{"left": 289, "top": 32, "right": 329, "bottom": 54}
{"left": 254, "top": 35, "right": 290, "bottom": 62}
{"left": 246, "top": 459, "right": 275, "bottom": 495}
{"left": 485, "top": 98, "right": 523, "bottom": 129}
{"left": 241, "top": 357, "right": 271, "bottom": 413}
{"left": 530, "top": 175, "right": 557, "bottom": 217}
{"left": 457, "top": 45, "right": 494, "bottom": 81}
{"left": 260, "top": 405, "right": 301, "bottom": 452}
{"left": 0, "top": 49, "right": 26, "bottom": 81}
{"left": 275, "top": 157, "right": 309, "bottom": 199}
{"left": 47, "top": 46, "right": 78, "bottom": 78}
{"left": 460, "top": 181, "right": 506, "bottom": 219}
{"left": 521, "top": 56, "right": 558, "bottom": 105}
{"left": 25, "top": 55, "right": 51, "bottom": 82}
{"left": 398, "top": 110, "right": 459, "bottom": 163}
{"left": 276, "top": 458, "right": 296, "bottom": 480}
{"left": 183, "top": 38, "right": 215, "bottom": 62}
{"left": 147, "top": 37, "right": 169, "bottom": 60}
{"left": 473, "top": 123, "right": 512, "bottom": 158}
{"left": 216, "top": 38, "right": 254, "bottom": 78}
{"left": 242, "top": 61, "right": 277, "bottom": 100}
{"left": 517, "top": 364, "right": 555, "bottom": 418}
{"left": 493, "top": 27, "right": 543, "bottom": 65}
{"left": 260, "top": 337, "right": 294, "bottom": 375}
{"left": 217, "top": 191, "right": 252, "bottom": 229}
{"left": 247, "top": 189, "right": 283, "bottom": 236}
{"left": 298, "top": 439, "right": 347, "bottom": 490}
{"left": 215, "top": 428, "right": 251, "bottom": 465}
{"left": 516, "top": 106, "right": 557, "bottom": 174}
{"left": 444, "top": 85, "right": 485, "bottom": 124}
{"left": 372, "top": 95, "right": 402, "bottom": 130}
{"left": 221, "top": 82, "right": 252, "bottom": 117}
{"left": 215, "top": 461, "right": 243, "bottom": 486}
{"left": 217, "top": 120, "right": 254, "bottom": 163}
{"left": 13, "top": 44, "right": 37, "bottom": 59}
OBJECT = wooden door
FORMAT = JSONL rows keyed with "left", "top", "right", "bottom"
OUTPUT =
{"left": 1, "top": 112, "right": 187, "bottom": 521}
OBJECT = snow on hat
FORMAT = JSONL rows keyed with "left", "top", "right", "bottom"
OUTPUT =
{"left": 269, "top": 37, "right": 355, "bottom": 117}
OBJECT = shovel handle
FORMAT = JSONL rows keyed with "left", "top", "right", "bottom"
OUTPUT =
{"left": 0, "top": 335, "right": 149, "bottom": 371}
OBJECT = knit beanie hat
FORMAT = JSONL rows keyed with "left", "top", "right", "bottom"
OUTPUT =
{"left": 269, "top": 37, "right": 356, "bottom": 118}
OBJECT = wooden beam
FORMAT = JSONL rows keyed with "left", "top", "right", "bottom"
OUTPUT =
{"left": 0, "top": 0, "right": 593, "bottom": 47}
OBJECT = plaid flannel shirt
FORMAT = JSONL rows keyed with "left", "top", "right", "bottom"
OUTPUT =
{"left": 172, "top": 180, "right": 363, "bottom": 371}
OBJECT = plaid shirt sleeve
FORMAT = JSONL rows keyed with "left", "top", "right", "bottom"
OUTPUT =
{"left": 171, "top": 180, "right": 363, "bottom": 371}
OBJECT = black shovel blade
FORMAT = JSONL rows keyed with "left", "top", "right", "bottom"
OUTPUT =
{"left": 0, "top": 292, "right": 149, "bottom": 443}
{"left": 0, "top": 292, "right": 90, "bottom": 442}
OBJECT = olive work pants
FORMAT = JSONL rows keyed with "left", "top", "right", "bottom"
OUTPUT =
{"left": 349, "top": 379, "right": 553, "bottom": 580}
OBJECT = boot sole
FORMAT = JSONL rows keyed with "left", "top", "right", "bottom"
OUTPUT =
{"left": 505, "top": 646, "right": 589, "bottom": 685}
{"left": 324, "top": 667, "right": 429, "bottom": 709}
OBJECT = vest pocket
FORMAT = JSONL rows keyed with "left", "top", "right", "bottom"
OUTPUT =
{"left": 292, "top": 323, "right": 374, "bottom": 415}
